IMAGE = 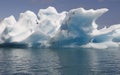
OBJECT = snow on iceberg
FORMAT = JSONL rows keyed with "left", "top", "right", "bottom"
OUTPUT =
{"left": 0, "top": 6, "right": 120, "bottom": 49}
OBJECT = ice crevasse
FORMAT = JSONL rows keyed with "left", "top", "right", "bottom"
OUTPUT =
{"left": 0, "top": 6, "right": 120, "bottom": 49}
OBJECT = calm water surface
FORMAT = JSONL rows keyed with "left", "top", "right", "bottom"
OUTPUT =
{"left": 0, "top": 48, "right": 120, "bottom": 75}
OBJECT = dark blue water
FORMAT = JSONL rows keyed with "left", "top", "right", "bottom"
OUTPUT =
{"left": 0, "top": 48, "right": 120, "bottom": 75}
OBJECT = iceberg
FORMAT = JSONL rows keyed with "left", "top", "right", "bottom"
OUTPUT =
{"left": 0, "top": 6, "right": 120, "bottom": 49}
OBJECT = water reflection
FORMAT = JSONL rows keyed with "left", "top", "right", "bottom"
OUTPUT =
{"left": 29, "top": 49, "right": 61, "bottom": 75}
{"left": 0, "top": 48, "right": 120, "bottom": 75}
{"left": 53, "top": 48, "right": 92, "bottom": 75}
{"left": 0, "top": 48, "right": 61, "bottom": 75}
{"left": 89, "top": 48, "right": 120, "bottom": 75}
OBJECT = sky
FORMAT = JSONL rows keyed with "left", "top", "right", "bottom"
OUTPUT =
{"left": 0, "top": 0, "right": 120, "bottom": 27}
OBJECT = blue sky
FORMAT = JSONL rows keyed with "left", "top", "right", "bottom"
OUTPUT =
{"left": 0, "top": 0, "right": 120, "bottom": 27}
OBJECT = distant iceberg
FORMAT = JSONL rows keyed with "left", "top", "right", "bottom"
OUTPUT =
{"left": 0, "top": 6, "right": 120, "bottom": 49}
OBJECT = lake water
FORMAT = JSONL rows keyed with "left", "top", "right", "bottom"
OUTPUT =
{"left": 0, "top": 48, "right": 120, "bottom": 75}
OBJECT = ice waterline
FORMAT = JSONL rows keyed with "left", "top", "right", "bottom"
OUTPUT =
{"left": 0, "top": 6, "right": 120, "bottom": 49}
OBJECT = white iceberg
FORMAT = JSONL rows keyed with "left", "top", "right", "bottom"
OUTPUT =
{"left": 0, "top": 6, "right": 120, "bottom": 49}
